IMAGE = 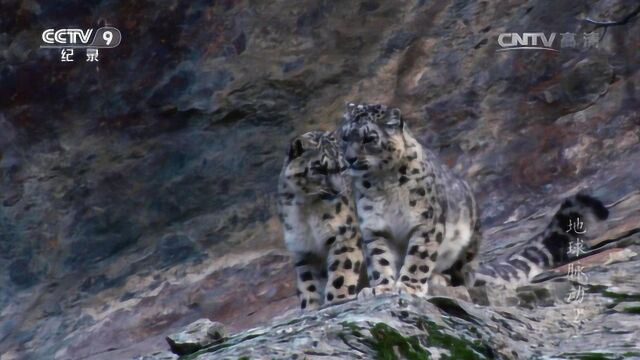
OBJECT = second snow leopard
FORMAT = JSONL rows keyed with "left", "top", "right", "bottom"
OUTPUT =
{"left": 278, "top": 130, "right": 364, "bottom": 310}
{"left": 339, "top": 103, "right": 480, "bottom": 297}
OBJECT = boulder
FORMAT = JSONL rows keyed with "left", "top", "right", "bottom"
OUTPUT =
{"left": 165, "top": 319, "right": 226, "bottom": 356}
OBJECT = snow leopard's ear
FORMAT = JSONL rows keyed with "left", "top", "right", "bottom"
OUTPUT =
{"left": 385, "top": 107, "right": 403, "bottom": 129}
{"left": 326, "top": 130, "right": 337, "bottom": 142}
{"left": 343, "top": 102, "right": 357, "bottom": 122}
{"left": 288, "top": 138, "right": 305, "bottom": 160}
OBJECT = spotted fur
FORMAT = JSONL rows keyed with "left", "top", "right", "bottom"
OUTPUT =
{"left": 339, "top": 103, "right": 480, "bottom": 297}
{"left": 473, "top": 193, "right": 609, "bottom": 287}
{"left": 278, "top": 130, "right": 365, "bottom": 310}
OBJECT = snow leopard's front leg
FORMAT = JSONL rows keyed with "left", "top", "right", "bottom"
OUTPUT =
{"left": 293, "top": 252, "right": 323, "bottom": 310}
{"left": 396, "top": 223, "right": 443, "bottom": 296}
{"left": 358, "top": 229, "right": 398, "bottom": 298}
{"left": 324, "top": 231, "right": 363, "bottom": 305}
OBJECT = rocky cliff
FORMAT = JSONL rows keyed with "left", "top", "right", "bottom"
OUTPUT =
{"left": 0, "top": 0, "right": 639, "bottom": 359}
{"left": 139, "top": 193, "right": 640, "bottom": 359}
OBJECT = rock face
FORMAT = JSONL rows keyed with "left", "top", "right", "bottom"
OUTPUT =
{"left": 0, "top": 0, "right": 639, "bottom": 359}
{"left": 144, "top": 201, "right": 640, "bottom": 359}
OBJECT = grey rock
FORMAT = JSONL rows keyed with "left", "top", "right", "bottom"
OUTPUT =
{"left": 151, "top": 227, "right": 640, "bottom": 359}
{"left": 165, "top": 319, "right": 226, "bottom": 356}
{"left": 133, "top": 350, "right": 178, "bottom": 360}
{"left": 171, "top": 281, "right": 640, "bottom": 359}
{"left": 156, "top": 233, "right": 199, "bottom": 268}
{"left": 612, "top": 301, "right": 640, "bottom": 314}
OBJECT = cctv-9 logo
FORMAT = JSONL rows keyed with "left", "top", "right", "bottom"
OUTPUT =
{"left": 41, "top": 26, "right": 122, "bottom": 48}
{"left": 90, "top": 27, "right": 122, "bottom": 48}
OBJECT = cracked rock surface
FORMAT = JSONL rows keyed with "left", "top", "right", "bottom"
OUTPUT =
{"left": 145, "top": 212, "right": 640, "bottom": 359}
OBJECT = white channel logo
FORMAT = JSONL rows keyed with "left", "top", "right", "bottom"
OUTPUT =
{"left": 497, "top": 33, "right": 557, "bottom": 52}
{"left": 41, "top": 27, "right": 122, "bottom": 48}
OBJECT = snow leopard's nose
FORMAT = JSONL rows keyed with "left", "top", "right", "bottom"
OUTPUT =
{"left": 346, "top": 156, "right": 357, "bottom": 165}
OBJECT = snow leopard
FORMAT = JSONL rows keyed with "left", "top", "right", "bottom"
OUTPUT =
{"left": 339, "top": 103, "right": 480, "bottom": 297}
{"left": 278, "top": 130, "right": 364, "bottom": 310}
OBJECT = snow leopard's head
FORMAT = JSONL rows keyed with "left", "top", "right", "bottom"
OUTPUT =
{"left": 282, "top": 130, "right": 347, "bottom": 198}
{"left": 339, "top": 103, "right": 406, "bottom": 177}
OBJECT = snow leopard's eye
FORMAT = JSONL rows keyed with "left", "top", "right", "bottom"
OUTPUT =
{"left": 311, "top": 163, "right": 328, "bottom": 175}
{"left": 363, "top": 133, "right": 378, "bottom": 144}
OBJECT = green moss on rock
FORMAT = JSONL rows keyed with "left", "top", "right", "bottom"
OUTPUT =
{"left": 366, "top": 323, "right": 431, "bottom": 360}
{"left": 416, "top": 319, "right": 493, "bottom": 360}
{"left": 621, "top": 306, "right": 640, "bottom": 314}
{"left": 601, "top": 291, "right": 640, "bottom": 302}
{"left": 560, "top": 351, "right": 640, "bottom": 360}
{"left": 359, "top": 320, "right": 493, "bottom": 360}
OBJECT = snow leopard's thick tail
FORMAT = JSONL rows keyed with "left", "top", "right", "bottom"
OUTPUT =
{"left": 472, "top": 193, "right": 609, "bottom": 287}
